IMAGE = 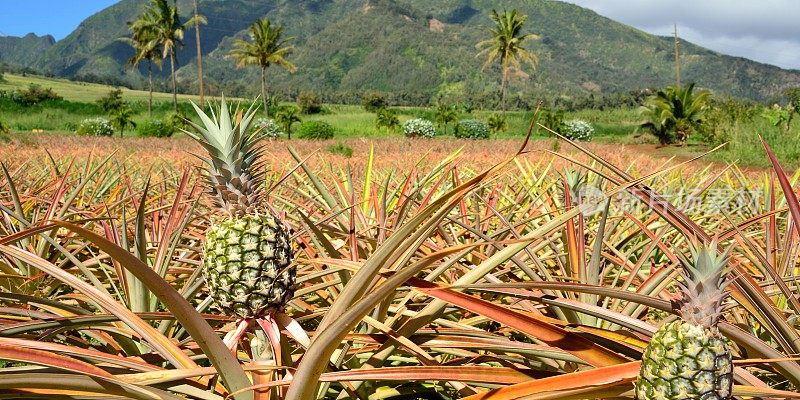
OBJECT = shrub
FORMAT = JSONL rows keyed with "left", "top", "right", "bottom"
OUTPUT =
{"left": 375, "top": 108, "right": 400, "bottom": 132}
{"left": 97, "top": 89, "right": 126, "bottom": 112}
{"left": 487, "top": 113, "right": 507, "bottom": 133}
{"left": 167, "top": 112, "right": 190, "bottom": 133}
{"left": 76, "top": 117, "right": 114, "bottom": 136}
{"left": 137, "top": 120, "right": 174, "bottom": 138}
{"left": 297, "top": 121, "right": 335, "bottom": 140}
{"left": 362, "top": 91, "right": 388, "bottom": 112}
{"left": 0, "top": 119, "right": 9, "bottom": 135}
{"left": 12, "top": 84, "right": 62, "bottom": 105}
{"left": 562, "top": 120, "right": 594, "bottom": 141}
{"left": 538, "top": 108, "right": 565, "bottom": 134}
{"left": 297, "top": 91, "right": 323, "bottom": 114}
{"left": 403, "top": 118, "right": 436, "bottom": 138}
{"left": 454, "top": 119, "right": 489, "bottom": 139}
{"left": 254, "top": 118, "right": 284, "bottom": 139}
{"left": 327, "top": 142, "right": 353, "bottom": 158}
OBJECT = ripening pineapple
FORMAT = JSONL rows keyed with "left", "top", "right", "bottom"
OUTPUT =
{"left": 636, "top": 243, "right": 733, "bottom": 400}
{"left": 185, "top": 98, "right": 294, "bottom": 319}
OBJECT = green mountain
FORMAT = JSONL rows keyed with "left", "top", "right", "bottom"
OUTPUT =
{"left": 3, "top": 0, "right": 800, "bottom": 103}
{"left": 0, "top": 33, "right": 55, "bottom": 67}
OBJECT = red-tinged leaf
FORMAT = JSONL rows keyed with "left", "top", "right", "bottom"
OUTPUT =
{"left": 0, "top": 373, "right": 172, "bottom": 400}
{"left": 0, "top": 242, "right": 196, "bottom": 370}
{"left": 0, "top": 342, "right": 113, "bottom": 378}
{"left": 40, "top": 222, "right": 255, "bottom": 400}
{"left": 409, "top": 278, "right": 629, "bottom": 367}
{"left": 460, "top": 281, "right": 800, "bottom": 384}
{"left": 230, "top": 366, "right": 540, "bottom": 396}
{"left": 462, "top": 361, "right": 639, "bottom": 400}
{"left": 321, "top": 366, "right": 534, "bottom": 384}
{"left": 0, "top": 337, "right": 160, "bottom": 372}
{"left": 761, "top": 135, "right": 800, "bottom": 238}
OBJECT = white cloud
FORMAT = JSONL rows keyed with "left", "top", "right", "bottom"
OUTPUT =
{"left": 560, "top": 0, "right": 800, "bottom": 69}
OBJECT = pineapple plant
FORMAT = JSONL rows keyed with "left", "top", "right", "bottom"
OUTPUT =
{"left": 636, "top": 243, "right": 733, "bottom": 400}
{"left": 185, "top": 98, "right": 294, "bottom": 319}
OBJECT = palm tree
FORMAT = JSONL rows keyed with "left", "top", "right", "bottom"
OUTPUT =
{"left": 434, "top": 103, "right": 458, "bottom": 135}
{"left": 639, "top": 83, "right": 711, "bottom": 145}
{"left": 228, "top": 18, "right": 297, "bottom": 117}
{"left": 126, "top": 15, "right": 163, "bottom": 116}
{"left": 275, "top": 106, "right": 301, "bottom": 139}
{"left": 130, "top": 0, "right": 205, "bottom": 111}
{"left": 477, "top": 9, "right": 539, "bottom": 116}
{"left": 110, "top": 106, "right": 137, "bottom": 138}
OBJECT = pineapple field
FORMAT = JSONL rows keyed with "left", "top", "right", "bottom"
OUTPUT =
{"left": 1, "top": 99, "right": 800, "bottom": 400}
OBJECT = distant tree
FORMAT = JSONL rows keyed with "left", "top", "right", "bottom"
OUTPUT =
{"left": 537, "top": 108, "right": 566, "bottom": 135}
{"left": 297, "top": 91, "right": 322, "bottom": 114}
{"left": 130, "top": 0, "right": 204, "bottom": 111}
{"left": 228, "top": 18, "right": 297, "bottom": 117}
{"left": 125, "top": 15, "right": 163, "bottom": 116}
{"left": 98, "top": 89, "right": 126, "bottom": 113}
{"left": 363, "top": 91, "right": 389, "bottom": 112}
{"left": 487, "top": 113, "right": 508, "bottom": 133}
{"left": 639, "top": 83, "right": 711, "bottom": 145}
{"left": 110, "top": 105, "right": 137, "bottom": 138}
{"left": 375, "top": 108, "right": 400, "bottom": 132}
{"left": 275, "top": 106, "right": 301, "bottom": 139}
{"left": 434, "top": 103, "right": 458, "bottom": 135}
{"left": 477, "top": 9, "right": 539, "bottom": 116}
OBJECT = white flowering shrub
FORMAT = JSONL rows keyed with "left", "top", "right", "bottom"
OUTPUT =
{"left": 454, "top": 119, "right": 490, "bottom": 139}
{"left": 76, "top": 117, "right": 114, "bottom": 136}
{"left": 563, "top": 120, "right": 594, "bottom": 141}
{"left": 403, "top": 118, "right": 436, "bottom": 138}
{"left": 254, "top": 118, "right": 284, "bottom": 139}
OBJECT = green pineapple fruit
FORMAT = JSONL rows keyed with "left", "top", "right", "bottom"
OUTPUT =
{"left": 636, "top": 243, "right": 733, "bottom": 400}
{"left": 185, "top": 98, "right": 294, "bottom": 318}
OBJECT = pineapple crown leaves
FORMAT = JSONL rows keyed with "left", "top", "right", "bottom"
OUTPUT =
{"left": 675, "top": 239, "right": 733, "bottom": 330}
{"left": 183, "top": 96, "right": 269, "bottom": 216}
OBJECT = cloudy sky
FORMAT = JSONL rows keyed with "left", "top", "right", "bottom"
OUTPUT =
{"left": 560, "top": 0, "right": 800, "bottom": 70}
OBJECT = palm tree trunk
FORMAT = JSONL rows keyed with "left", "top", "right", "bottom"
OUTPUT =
{"left": 147, "top": 61, "right": 153, "bottom": 117}
{"left": 193, "top": 0, "right": 205, "bottom": 105}
{"left": 500, "top": 66, "right": 509, "bottom": 117}
{"left": 261, "top": 66, "right": 269, "bottom": 117}
{"left": 170, "top": 51, "right": 178, "bottom": 112}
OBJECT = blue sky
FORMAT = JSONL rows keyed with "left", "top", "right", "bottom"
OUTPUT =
{"left": 0, "top": 0, "right": 117, "bottom": 40}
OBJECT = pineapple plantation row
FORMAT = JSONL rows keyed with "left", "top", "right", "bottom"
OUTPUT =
{"left": 1, "top": 103, "right": 800, "bottom": 400}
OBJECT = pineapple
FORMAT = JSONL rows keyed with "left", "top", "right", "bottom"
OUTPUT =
{"left": 636, "top": 243, "right": 733, "bottom": 400}
{"left": 185, "top": 98, "right": 294, "bottom": 319}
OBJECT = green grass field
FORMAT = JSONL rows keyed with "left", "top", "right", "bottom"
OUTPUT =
{"left": 2, "top": 73, "right": 800, "bottom": 168}
{"left": 0, "top": 73, "right": 640, "bottom": 139}
{"left": 0, "top": 73, "right": 202, "bottom": 103}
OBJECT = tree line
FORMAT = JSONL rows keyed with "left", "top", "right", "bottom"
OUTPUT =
{"left": 126, "top": 0, "right": 538, "bottom": 119}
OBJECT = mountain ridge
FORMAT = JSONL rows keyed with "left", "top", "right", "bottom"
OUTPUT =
{"left": 1, "top": 0, "right": 799, "bottom": 103}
